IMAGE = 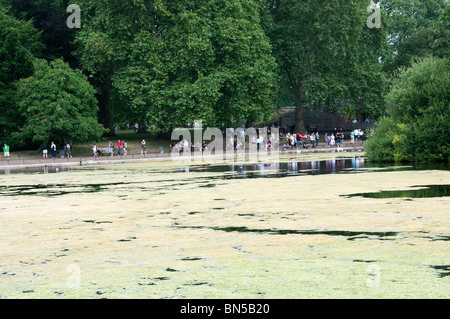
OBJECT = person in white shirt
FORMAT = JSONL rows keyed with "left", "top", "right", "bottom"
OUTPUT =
{"left": 309, "top": 133, "right": 316, "bottom": 148}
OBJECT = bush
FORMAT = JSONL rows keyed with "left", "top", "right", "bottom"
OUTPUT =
{"left": 366, "top": 56, "right": 450, "bottom": 162}
{"left": 365, "top": 117, "right": 399, "bottom": 162}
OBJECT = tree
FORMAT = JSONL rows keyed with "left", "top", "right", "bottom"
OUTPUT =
{"left": 261, "top": 0, "right": 388, "bottom": 132}
{"left": 72, "top": 0, "right": 128, "bottom": 135}
{"left": 9, "top": 0, "right": 78, "bottom": 67}
{"left": 16, "top": 58, "right": 105, "bottom": 145}
{"left": 0, "top": 7, "right": 43, "bottom": 146}
{"left": 74, "top": 0, "right": 276, "bottom": 134}
{"left": 429, "top": 3, "right": 450, "bottom": 58}
{"left": 365, "top": 56, "right": 450, "bottom": 162}
{"left": 381, "top": 0, "right": 448, "bottom": 73}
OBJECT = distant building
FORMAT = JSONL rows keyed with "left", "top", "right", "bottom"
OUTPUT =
{"left": 278, "top": 107, "right": 373, "bottom": 133}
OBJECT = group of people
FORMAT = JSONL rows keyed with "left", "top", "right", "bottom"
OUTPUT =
{"left": 250, "top": 132, "right": 277, "bottom": 151}
{"left": 323, "top": 130, "right": 344, "bottom": 147}
{"left": 350, "top": 128, "right": 365, "bottom": 143}
{"left": 283, "top": 132, "right": 321, "bottom": 150}
{"left": 281, "top": 127, "right": 365, "bottom": 150}
{"left": 92, "top": 140, "right": 129, "bottom": 157}
{"left": 3, "top": 127, "right": 367, "bottom": 161}
{"left": 171, "top": 139, "right": 209, "bottom": 154}
{"left": 41, "top": 140, "right": 72, "bottom": 159}
{"left": 2, "top": 140, "right": 72, "bottom": 160}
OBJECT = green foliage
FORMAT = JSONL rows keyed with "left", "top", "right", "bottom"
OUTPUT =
{"left": 260, "top": 0, "right": 388, "bottom": 124}
{"left": 365, "top": 116, "right": 400, "bottom": 161}
{"left": 16, "top": 59, "right": 105, "bottom": 145}
{"left": 0, "top": 9, "right": 43, "bottom": 146}
{"left": 9, "top": 0, "right": 77, "bottom": 66}
{"left": 366, "top": 56, "right": 450, "bottom": 162}
{"left": 1, "top": 0, "right": 449, "bottom": 149}
{"left": 381, "top": 0, "right": 449, "bottom": 73}
{"left": 75, "top": 0, "right": 276, "bottom": 132}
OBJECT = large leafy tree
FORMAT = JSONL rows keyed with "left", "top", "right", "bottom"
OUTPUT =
{"left": 16, "top": 58, "right": 105, "bottom": 145}
{"left": 381, "top": 0, "right": 449, "bottom": 73}
{"left": 74, "top": 0, "right": 276, "bottom": 134}
{"left": 261, "top": 0, "right": 388, "bottom": 132}
{"left": 0, "top": 6, "right": 43, "bottom": 146}
{"left": 365, "top": 56, "right": 450, "bottom": 162}
{"left": 430, "top": 4, "right": 450, "bottom": 58}
{"left": 73, "top": 0, "right": 134, "bottom": 134}
{"left": 9, "top": 0, "right": 78, "bottom": 67}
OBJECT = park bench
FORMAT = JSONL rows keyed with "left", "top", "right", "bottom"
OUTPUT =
{"left": 96, "top": 147, "right": 112, "bottom": 156}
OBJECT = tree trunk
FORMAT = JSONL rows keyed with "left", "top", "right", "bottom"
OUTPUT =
{"left": 98, "top": 83, "right": 116, "bottom": 137}
{"left": 137, "top": 119, "right": 147, "bottom": 134}
{"left": 294, "top": 69, "right": 307, "bottom": 133}
{"left": 295, "top": 107, "right": 306, "bottom": 133}
{"left": 94, "top": 57, "right": 117, "bottom": 137}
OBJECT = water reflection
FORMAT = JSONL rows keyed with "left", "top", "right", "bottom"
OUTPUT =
{"left": 185, "top": 157, "right": 449, "bottom": 179}
{"left": 344, "top": 184, "right": 450, "bottom": 199}
{"left": 3, "top": 156, "right": 449, "bottom": 178}
{"left": 186, "top": 157, "right": 367, "bottom": 178}
{"left": 2, "top": 165, "right": 72, "bottom": 175}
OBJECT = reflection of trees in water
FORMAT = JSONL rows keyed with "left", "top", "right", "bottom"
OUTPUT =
{"left": 345, "top": 185, "right": 450, "bottom": 199}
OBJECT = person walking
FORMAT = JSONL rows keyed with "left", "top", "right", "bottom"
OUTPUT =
{"left": 92, "top": 142, "right": 98, "bottom": 158}
{"left": 315, "top": 132, "right": 319, "bottom": 147}
{"left": 359, "top": 130, "right": 365, "bottom": 142}
{"left": 3, "top": 143, "right": 10, "bottom": 159}
{"left": 123, "top": 140, "right": 127, "bottom": 155}
{"left": 42, "top": 143, "right": 48, "bottom": 158}
{"left": 109, "top": 141, "right": 114, "bottom": 156}
{"left": 117, "top": 140, "right": 122, "bottom": 156}
{"left": 309, "top": 133, "right": 315, "bottom": 148}
{"left": 337, "top": 129, "right": 344, "bottom": 146}
{"left": 65, "top": 141, "right": 72, "bottom": 158}
{"left": 354, "top": 128, "right": 359, "bottom": 141}
{"left": 50, "top": 142, "right": 57, "bottom": 158}
{"left": 141, "top": 139, "right": 147, "bottom": 155}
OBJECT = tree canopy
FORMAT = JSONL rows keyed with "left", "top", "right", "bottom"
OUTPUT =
{"left": 0, "top": 0, "right": 448, "bottom": 158}
{"left": 260, "top": 0, "right": 388, "bottom": 132}
{"left": 74, "top": 0, "right": 276, "bottom": 133}
{"left": 365, "top": 56, "right": 450, "bottom": 162}
{"left": 0, "top": 7, "right": 43, "bottom": 145}
{"left": 16, "top": 58, "right": 105, "bottom": 144}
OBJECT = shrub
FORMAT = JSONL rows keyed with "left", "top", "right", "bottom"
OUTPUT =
{"left": 366, "top": 56, "right": 449, "bottom": 162}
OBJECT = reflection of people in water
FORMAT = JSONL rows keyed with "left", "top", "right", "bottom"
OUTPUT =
{"left": 222, "top": 157, "right": 366, "bottom": 177}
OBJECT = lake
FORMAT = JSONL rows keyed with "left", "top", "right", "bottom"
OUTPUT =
{"left": 0, "top": 153, "right": 448, "bottom": 298}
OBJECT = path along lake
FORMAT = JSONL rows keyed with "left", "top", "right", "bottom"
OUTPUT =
{"left": 0, "top": 152, "right": 448, "bottom": 298}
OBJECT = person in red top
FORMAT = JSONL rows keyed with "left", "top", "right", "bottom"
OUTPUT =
{"left": 117, "top": 140, "right": 122, "bottom": 156}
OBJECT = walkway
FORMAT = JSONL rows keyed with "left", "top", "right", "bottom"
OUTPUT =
{"left": 0, "top": 142, "right": 364, "bottom": 170}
